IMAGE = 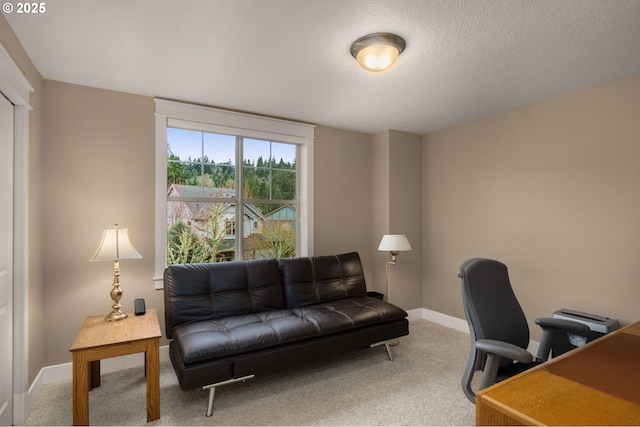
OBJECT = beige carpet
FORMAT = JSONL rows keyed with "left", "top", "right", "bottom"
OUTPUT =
{"left": 23, "top": 319, "right": 475, "bottom": 426}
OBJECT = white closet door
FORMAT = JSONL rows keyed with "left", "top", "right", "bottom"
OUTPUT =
{"left": 0, "top": 92, "right": 14, "bottom": 426}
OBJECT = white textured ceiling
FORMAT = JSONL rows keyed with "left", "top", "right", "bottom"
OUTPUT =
{"left": 5, "top": 0, "right": 640, "bottom": 134}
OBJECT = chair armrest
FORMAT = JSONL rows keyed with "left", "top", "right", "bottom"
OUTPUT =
{"left": 476, "top": 339, "right": 533, "bottom": 364}
{"left": 534, "top": 317, "right": 591, "bottom": 361}
{"left": 535, "top": 317, "right": 591, "bottom": 334}
{"left": 475, "top": 339, "right": 533, "bottom": 391}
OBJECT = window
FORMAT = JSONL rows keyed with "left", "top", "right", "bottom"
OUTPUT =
{"left": 154, "top": 100, "right": 315, "bottom": 288}
{"left": 225, "top": 219, "right": 236, "bottom": 236}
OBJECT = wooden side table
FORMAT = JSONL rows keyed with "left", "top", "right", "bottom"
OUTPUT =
{"left": 70, "top": 308, "right": 161, "bottom": 426}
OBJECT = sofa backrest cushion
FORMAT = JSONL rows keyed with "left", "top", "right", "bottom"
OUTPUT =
{"left": 279, "top": 252, "right": 367, "bottom": 308}
{"left": 164, "top": 258, "right": 284, "bottom": 338}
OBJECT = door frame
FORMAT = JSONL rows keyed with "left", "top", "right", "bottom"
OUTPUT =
{"left": 0, "top": 42, "right": 33, "bottom": 425}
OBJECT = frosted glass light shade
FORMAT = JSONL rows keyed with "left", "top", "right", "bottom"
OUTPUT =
{"left": 356, "top": 44, "right": 400, "bottom": 72}
{"left": 378, "top": 234, "right": 412, "bottom": 252}
{"left": 350, "top": 33, "right": 406, "bottom": 73}
{"left": 90, "top": 225, "right": 142, "bottom": 261}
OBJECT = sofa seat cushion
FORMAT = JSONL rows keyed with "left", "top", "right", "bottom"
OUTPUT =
{"left": 173, "top": 296, "right": 407, "bottom": 364}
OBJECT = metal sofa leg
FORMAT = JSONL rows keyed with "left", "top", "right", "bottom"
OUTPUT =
{"left": 384, "top": 342, "right": 394, "bottom": 361}
{"left": 370, "top": 340, "right": 396, "bottom": 361}
{"left": 202, "top": 374, "right": 255, "bottom": 416}
{"left": 206, "top": 386, "right": 216, "bottom": 417}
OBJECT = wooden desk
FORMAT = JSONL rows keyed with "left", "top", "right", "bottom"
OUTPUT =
{"left": 476, "top": 321, "right": 640, "bottom": 426}
{"left": 70, "top": 308, "right": 161, "bottom": 426}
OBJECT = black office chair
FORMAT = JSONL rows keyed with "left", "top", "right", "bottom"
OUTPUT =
{"left": 458, "top": 258, "right": 591, "bottom": 403}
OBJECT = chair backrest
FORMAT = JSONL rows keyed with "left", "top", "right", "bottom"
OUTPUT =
{"left": 278, "top": 252, "right": 366, "bottom": 308}
{"left": 164, "top": 258, "right": 285, "bottom": 339}
{"left": 458, "top": 258, "right": 530, "bottom": 353}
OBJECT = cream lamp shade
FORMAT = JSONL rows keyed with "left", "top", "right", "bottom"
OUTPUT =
{"left": 90, "top": 226, "right": 142, "bottom": 261}
{"left": 378, "top": 234, "right": 412, "bottom": 253}
{"left": 90, "top": 224, "right": 142, "bottom": 321}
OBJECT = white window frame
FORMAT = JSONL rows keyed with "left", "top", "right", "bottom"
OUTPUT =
{"left": 154, "top": 99, "right": 315, "bottom": 289}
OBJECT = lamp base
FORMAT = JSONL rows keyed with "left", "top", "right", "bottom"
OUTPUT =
{"left": 105, "top": 261, "right": 127, "bottom": 322}
{"left": 105, "top": 309, "right": 128, "bottom": 322}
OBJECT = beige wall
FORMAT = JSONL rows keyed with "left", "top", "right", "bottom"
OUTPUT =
{"left": 314, "top": 126, "right": 375, "bottom": 283}
{"left": 423, "top": 72, "right": 640, "bottom": 339}
{"left": 371, "top": 131, "right": 390, "bottom": 294}
{"left": 38, "top": 85, "right": 389, "bottom": 366}
{"left": 41, "top": 81, "right": 160, "bottom": 365}
{"left": 372, "top": 130, "right": 423, "bottom": 308}
{"left": 4, "top": 13, "right": 640, "bottom": 379}
{"left": 388, "top": 130, "right": 422, "bottom": 309}
{"left": 35, "top": 70, "right": 640, "bottom": 366}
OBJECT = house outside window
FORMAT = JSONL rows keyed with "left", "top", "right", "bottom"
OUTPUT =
{"left": 154, "top": 100, "right": 315, "bottom": 288}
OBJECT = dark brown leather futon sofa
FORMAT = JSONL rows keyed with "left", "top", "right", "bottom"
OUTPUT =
{"left": 164, "top": 252, "right": 409, "bottom": 416}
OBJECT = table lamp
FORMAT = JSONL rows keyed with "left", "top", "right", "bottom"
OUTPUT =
{"left": 90, "top": 224, "right": 142, "bottom": 321}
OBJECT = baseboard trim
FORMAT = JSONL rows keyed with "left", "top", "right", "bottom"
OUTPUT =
{"left": 406, "top": 308, "right": 541, "bottom": 356}
{"left": 26, "top": 346, "right": 171, "bottom": 418}
{"left": 407, "top": 308, "right": 470, "bottom": 333}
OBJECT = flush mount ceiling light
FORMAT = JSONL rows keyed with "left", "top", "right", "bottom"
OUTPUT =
{"left": 350, "top": 32, "right": 406, "bottom": 72}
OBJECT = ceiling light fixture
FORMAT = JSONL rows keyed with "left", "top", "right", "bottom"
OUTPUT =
{"left": 350, "top": 32, "right": 406, "bottom": 72}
